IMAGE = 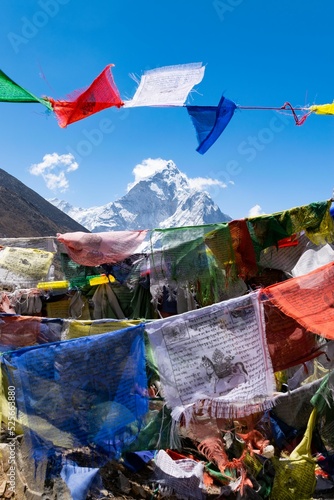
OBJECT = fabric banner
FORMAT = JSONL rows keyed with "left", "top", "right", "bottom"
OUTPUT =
{"left": 204, "top": 220, "right": 258, "bottom": 281}
{"left": 0, "top": 69, "right": 51, "bottom": 108}
{"left": 0, "top": 246, "right": 54, "bottom": 277}
{"left": 145, "top": 291, "right": 275, "bottom": 422}
{"left": 309, "top": 103, "right": 334, "bottom": 115}
{"left": 272, "top": 374, "right": 327, "bottom": 431}
{"left": 291, "top": 241, "right": 334, "bottom": 277}
{"left": 47, "top": 65, "right": 123, "bottom": 127}
{"left": 286, "top": 342, "right": 334, "bottom": 391}
{"left": 64, "top": 318, "right": 141, "bottom": 340}
{"left": 154, "top": 449, "right": 205, "bottom": 500}
{"left": 263, "top": 261, "right": 334, "bottom": 340}
{"left": 204, "top": 223, "right": 234, "bottom": 270}
{"left": 247, "top": 200, "right": 334, "bottom": 252}
{"left": 0, "top": 246, "right": 54, "bottom": 288}
{"left": 1, "top": 324, "right": 148, "bottom": 459}
{"left": 258, "top": 233, "right": 307, "bottom": 274}
{"left": 263, "top": 300, "right": 319, "bottom": 372}
{"left": 57, "top": 230, "right": 148, "bottom": 267}
{"left": 60, "top": 461, "right": 100, "bottom": 500}
{"left": 0, "top": 315, "right": 62, "bottom": 351}
{"left": 149, "top": 224, "right": 230, "bottom": 308}
{"left": 270, "top": 408, "right": 317, "bottom": 500}
{"left": 124, "top": 63, "right": 205, "bottom": 107}
{"left": 0, "top": 316, "right": 63, "bottom": 434}
{"left": 229, "top": 219, "right": 258, "bottom": 279}
{"left": 187, "top": 95, "right": 237, "bottom": 154}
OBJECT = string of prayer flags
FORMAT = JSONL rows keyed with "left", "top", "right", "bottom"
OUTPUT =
{"left": 1, "top": 62, "right": 333, "bottom": 154}
{"left": 185, "top": 99, "right": 333, "bottom": 153}
{"left": 123, "top": 62, "right": 205, "bottom": 108}
{"left": 0, "top": 69, "right": 51, "bottom": 109}
{"left": 247, "top": 199, "right": 334, "bottom": 250}
{"left": 187, "top": 95, "right": 237, "bottom": 154}
{"left": 46, "top": 64, "right": 124, "bottom": 128}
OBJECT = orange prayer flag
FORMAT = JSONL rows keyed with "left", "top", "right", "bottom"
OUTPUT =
{"left": 263, "top": 261, "right": 334, "bottom": 340}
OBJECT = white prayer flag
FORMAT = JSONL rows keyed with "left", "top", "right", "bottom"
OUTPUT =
{"left": 154, "top": 450, "right": 205, "bottom": 499}
{"left": 146, "top": 291, "right": 275, "bottom": 422}
{"left": 291, "top": 243, "right": 334, "bottom": 277}
{"left": 124, "top": 62, "right": 205, "bottom": 108}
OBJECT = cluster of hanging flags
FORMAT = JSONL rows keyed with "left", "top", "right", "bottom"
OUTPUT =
{"left": 1, "top": 63, "right": 334, "bottom": 154}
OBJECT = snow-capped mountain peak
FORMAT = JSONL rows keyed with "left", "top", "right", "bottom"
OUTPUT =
{"left": 49, "top": 161, "right": 231, "bottom": 232}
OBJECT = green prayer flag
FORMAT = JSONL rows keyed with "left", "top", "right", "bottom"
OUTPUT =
{"left": 0, "top": 69, "right": 51, "bottom": 109}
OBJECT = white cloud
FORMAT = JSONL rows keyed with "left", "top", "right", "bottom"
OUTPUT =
{"left": 29, "top": 153, "right": 79, "bottom": 192}
{"left": 188, "top": 177, "right": 228, "bottom": 190}
{"left": 127, "top": 157, "right": 229, "bottom": 193}
{"left": 248, "top": 204, "right": 265, "bottom": 217}
{"left": 127, "top": 158, "right": 169, "bottom": 190}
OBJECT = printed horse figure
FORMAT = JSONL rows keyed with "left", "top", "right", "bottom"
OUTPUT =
{"left": 201, "top": 351, "right": 248, "bottom": 394}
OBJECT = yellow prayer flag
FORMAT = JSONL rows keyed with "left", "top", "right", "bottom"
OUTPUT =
{"left": 309, "top": 102, "right": 334, "bottom": 115}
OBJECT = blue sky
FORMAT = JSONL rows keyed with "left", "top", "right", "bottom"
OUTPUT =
{"left": 1, "top": 0, "right": 333, "bottom": 220}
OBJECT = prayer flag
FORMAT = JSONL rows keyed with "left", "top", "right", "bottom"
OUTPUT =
{"left": 264, "top": 261, "right": 334, "bottom": 340}
{"left": 0, "top": 69, "right": 51, "bottom": 108}
{"left": 123, "top": 62, "right": 205, "bottom": 107}
{"left": 309, "top": 102, "right": 334, "bottom": 115}
{"left": 247, "top": 200, "right": 334, "bottom": 252}
{"left": 263, "top": 300, "right": 318, "bottom": 372}
{"left": 57, "top": 230, "right": 148, "bottom": 267}
{"left": 60, "top": 462, "right": 100, "bottom": 500}
{"left": 145, "top": 291, "right": 275, "bottom": 422}
{"left": 0, "top": 315, "right": 63, "bottom": 351}
{"left": 0, "top": 246, "right": 55, "bottom": 289}
{"left": 1, "top": 324, "right": 148, "bottom": 459}
{"left": 187, "top": 95, "right": 237, "bottom": 154}
{"left": 47, "top": 65, "right": 123, "bottom": 128}
{"left": 148, "top": 224, "right": 227, "bottom": 308}
{"left": 270, "top": 408, "right": 317, "bottom": 500}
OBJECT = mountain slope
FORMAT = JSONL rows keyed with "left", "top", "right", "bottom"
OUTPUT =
{"left": 50, "top": 161, "right": 232, "bottom": 232}
{"left": 0, "top": 169, "right": 89, "bottom": 237}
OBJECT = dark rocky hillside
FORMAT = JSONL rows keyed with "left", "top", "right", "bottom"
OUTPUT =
{"left": 0, "top": 169, "right": 89, "bottom": 237}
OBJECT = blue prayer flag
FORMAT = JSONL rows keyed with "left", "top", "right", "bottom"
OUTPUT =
{"left": 187, "top": 95, "right": 237, "bottom": 154}
{"left": 60, "top": 461, "right": 100, "bottom": 500}
{"left": 1, "top": 324, "right": 148, "bottom": 460}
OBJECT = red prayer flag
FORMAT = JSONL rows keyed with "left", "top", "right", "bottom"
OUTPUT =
{"left": 277, "top": 234, "right": 299, "bottom": 248}
{"left": 229, "top": 219, "right": 258, "bottom": 280}
{"left": 263, "top": 299, "right": 318, "bottom": 371}
{"left": 47, "top": 64, "right": 123, "bottom": 128}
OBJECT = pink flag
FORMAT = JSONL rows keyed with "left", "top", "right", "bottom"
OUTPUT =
{"left": 57, "top": 230, "right": 148, "bottom": 266}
